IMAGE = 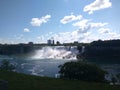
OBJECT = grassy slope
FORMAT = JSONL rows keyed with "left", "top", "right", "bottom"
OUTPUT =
{"left": 0, "top": 70, "right": 119, "bottom": 90}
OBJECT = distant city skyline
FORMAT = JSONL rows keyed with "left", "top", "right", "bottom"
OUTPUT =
{"left": 0, "top": 0, "right": 120, "bottom": 44}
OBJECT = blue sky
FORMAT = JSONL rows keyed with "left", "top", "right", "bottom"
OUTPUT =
{"left": 0, "top": 0, "right": 120, "bottom": 44}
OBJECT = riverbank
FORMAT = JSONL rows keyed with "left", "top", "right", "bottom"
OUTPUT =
{"left": 0, "top": 70, "right": 119, "bottom": 90}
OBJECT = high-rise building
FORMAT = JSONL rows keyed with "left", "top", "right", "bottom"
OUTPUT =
{"left": 47, "top": 39, "right": 54, "bottom": 45}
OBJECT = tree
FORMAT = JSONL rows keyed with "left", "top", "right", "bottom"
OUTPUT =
{"left": 0, "top": 59, "right": 15, "bottom": 71}
{"left": 116, "top": 73, "right": 120, "bottom": 83}
{"left": 59, "top": 61, "right": 107, "bottom": 82}
{"left": 111, "top": 76, "right": 117, "bottom": 85}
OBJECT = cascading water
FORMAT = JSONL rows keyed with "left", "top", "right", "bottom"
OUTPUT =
{"left": 81, "top": 46, "right": 85, "bottom": 53}
{"left": 1, "top": 46, "right": 79, "bottom": 77}
{"left": 31, "top": 46, "right": 78, "bottom": 60}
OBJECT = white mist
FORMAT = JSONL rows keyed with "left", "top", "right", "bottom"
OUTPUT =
{"left": 31, "top": 46, "right": 78, "bottom": 60}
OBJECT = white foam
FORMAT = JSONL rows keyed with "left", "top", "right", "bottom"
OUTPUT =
{"left": 31, "top": 46, "right": 78, "bottom": 60}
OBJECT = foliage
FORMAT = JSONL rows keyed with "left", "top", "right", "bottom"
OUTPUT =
{"left": 111, "top": 76, "right": 117, "bottom": 84}
{"left": 116, "top": 73, "right": 120, "bottom": 83}
{"left": 59, "top": 61, "right": 107, "bottom": 82}
{"left": 0, "top": 60, "right": 15, "bottom": 71}
{"left": 91, "top": 40, "right": 120, "bottom": 47}
{"left": 77, "top": 40, "right": 120, "bottom": 63}
{"left": 0, "top": 44, "right": 34, "bottom": 55}
{"left": 116, "top": 73, "right": 120, "bottom": 79}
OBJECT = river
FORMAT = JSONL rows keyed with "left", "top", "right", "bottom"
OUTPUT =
{"left": 0, "top": 55, "right": 75, "bottom": 77}
{"left": 0, "top": 46, "right": 120, "bottom": 79}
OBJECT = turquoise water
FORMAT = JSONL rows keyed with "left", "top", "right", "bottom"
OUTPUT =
{"left": 0, "top": 55, "right": 74, "bottom": 77}
{"left": 0, "top": 55, "right": 120, "bottom": 78}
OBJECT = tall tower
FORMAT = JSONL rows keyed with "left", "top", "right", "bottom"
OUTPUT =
{"left": 47, "top": 39, "right": 52, "bottom": 45}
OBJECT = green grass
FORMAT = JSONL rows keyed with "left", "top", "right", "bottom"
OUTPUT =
{"left": 0, "top": 70, "right": 119, "bottom": 90}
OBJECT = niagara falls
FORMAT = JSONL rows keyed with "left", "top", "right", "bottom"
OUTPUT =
{"left": 0, "top": 0, "right": 120, "bottom": 89}
{"left": 0, "top": 46, "right": 79, "bottom": 77}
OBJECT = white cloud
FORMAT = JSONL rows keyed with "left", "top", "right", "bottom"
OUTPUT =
{"left": 84, "top": 0, "right": 112, "bottom": 14}
{"left": 31, "top": 15, "right": 51, "bottom": 26}
{"left": 107, "top": 32, "right": 120, "bottom": 39}
{"left": 59, "top": 13, "right": 114, "bottom": 43}
{"left": 39, "top": 29, "right": 91, "bottom": 43}
{"left": 72, "top": 19, "right": 89, "bottom": 28}
{"left": 36, "top": 27, "right": 120, "bottom": 43}
{"left": 98, "top": 28, "right": 110, "bottom": 34}
{"left": 37, "top": 30, "right": 82, "bottom": 44}
{"left": 24, "top": 28, "right": 30, "bottom": 32}
{"left": 60, "top": 14, "right": 111, "bottom": 43}
{"left": 60, "top": 14, "right": 82, "bottom": 24}
{"left": 89, "top": 22, "right": 108, "bottom": 28}
{"left": 83, "top": 32, "right": 91, "bottom": 36}
{"left": 82, "top": 30, "right": 120, "bottom": 43}
{"left": 73, "top": 19, "right": 108, "bottom": 33}
{"left": 73, "top": 19, "right": 90, "bottom": 33}
{"left": 73, "top": 19, "right": 108, "bottom": 28}
{"left": 81, "top": 35, "right": 100, "bottom": 43}
{"left": 37, "top": 35, "right": 46, "bottom": 43}
{"left": 51, "top": 32, "right": 77, "bottom": 43}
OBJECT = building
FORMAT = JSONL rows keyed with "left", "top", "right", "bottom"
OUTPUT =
{"left": 28, "top": 42, "right": 34, "bottom": 45}
{"left": 47, "top": 39, "right": 54, "bottom": 45}
{"left": 56, "top": 41, "right": 60, "bottom": 45}
{"left": 74, "top": 41, "right": 79, "bottom": 45}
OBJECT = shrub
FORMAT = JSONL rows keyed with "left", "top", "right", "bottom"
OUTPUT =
{"left": 59, "top": 61, "right": 107, "bottom": 82}
{"left": 0, "top": 59, "right": 15, "bottom": 71}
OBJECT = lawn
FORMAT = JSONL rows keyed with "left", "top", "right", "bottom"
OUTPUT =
{"left": 0, "top": 70, "right": 119, "bottom": 90}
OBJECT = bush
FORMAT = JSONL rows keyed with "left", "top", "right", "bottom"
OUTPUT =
{"left": 59, "top": 61, "right": 107, "bottom": 82}
{"left": 0, "top": 59, "right": 15, "bottom": 71}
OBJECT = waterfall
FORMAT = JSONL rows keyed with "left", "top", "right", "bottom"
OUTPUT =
{"left": 81, "top": 46, "right": 85, "bottom": 53}
{"left": 31, "top": 46, "right": 78, "bottom": 60}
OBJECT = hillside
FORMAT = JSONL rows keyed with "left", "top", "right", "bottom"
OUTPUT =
{"left": 0, "top": 70, "right": 119, "bottom": 90}
{"left": 77, "top": 40, "right": 120, "bottom": 63}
